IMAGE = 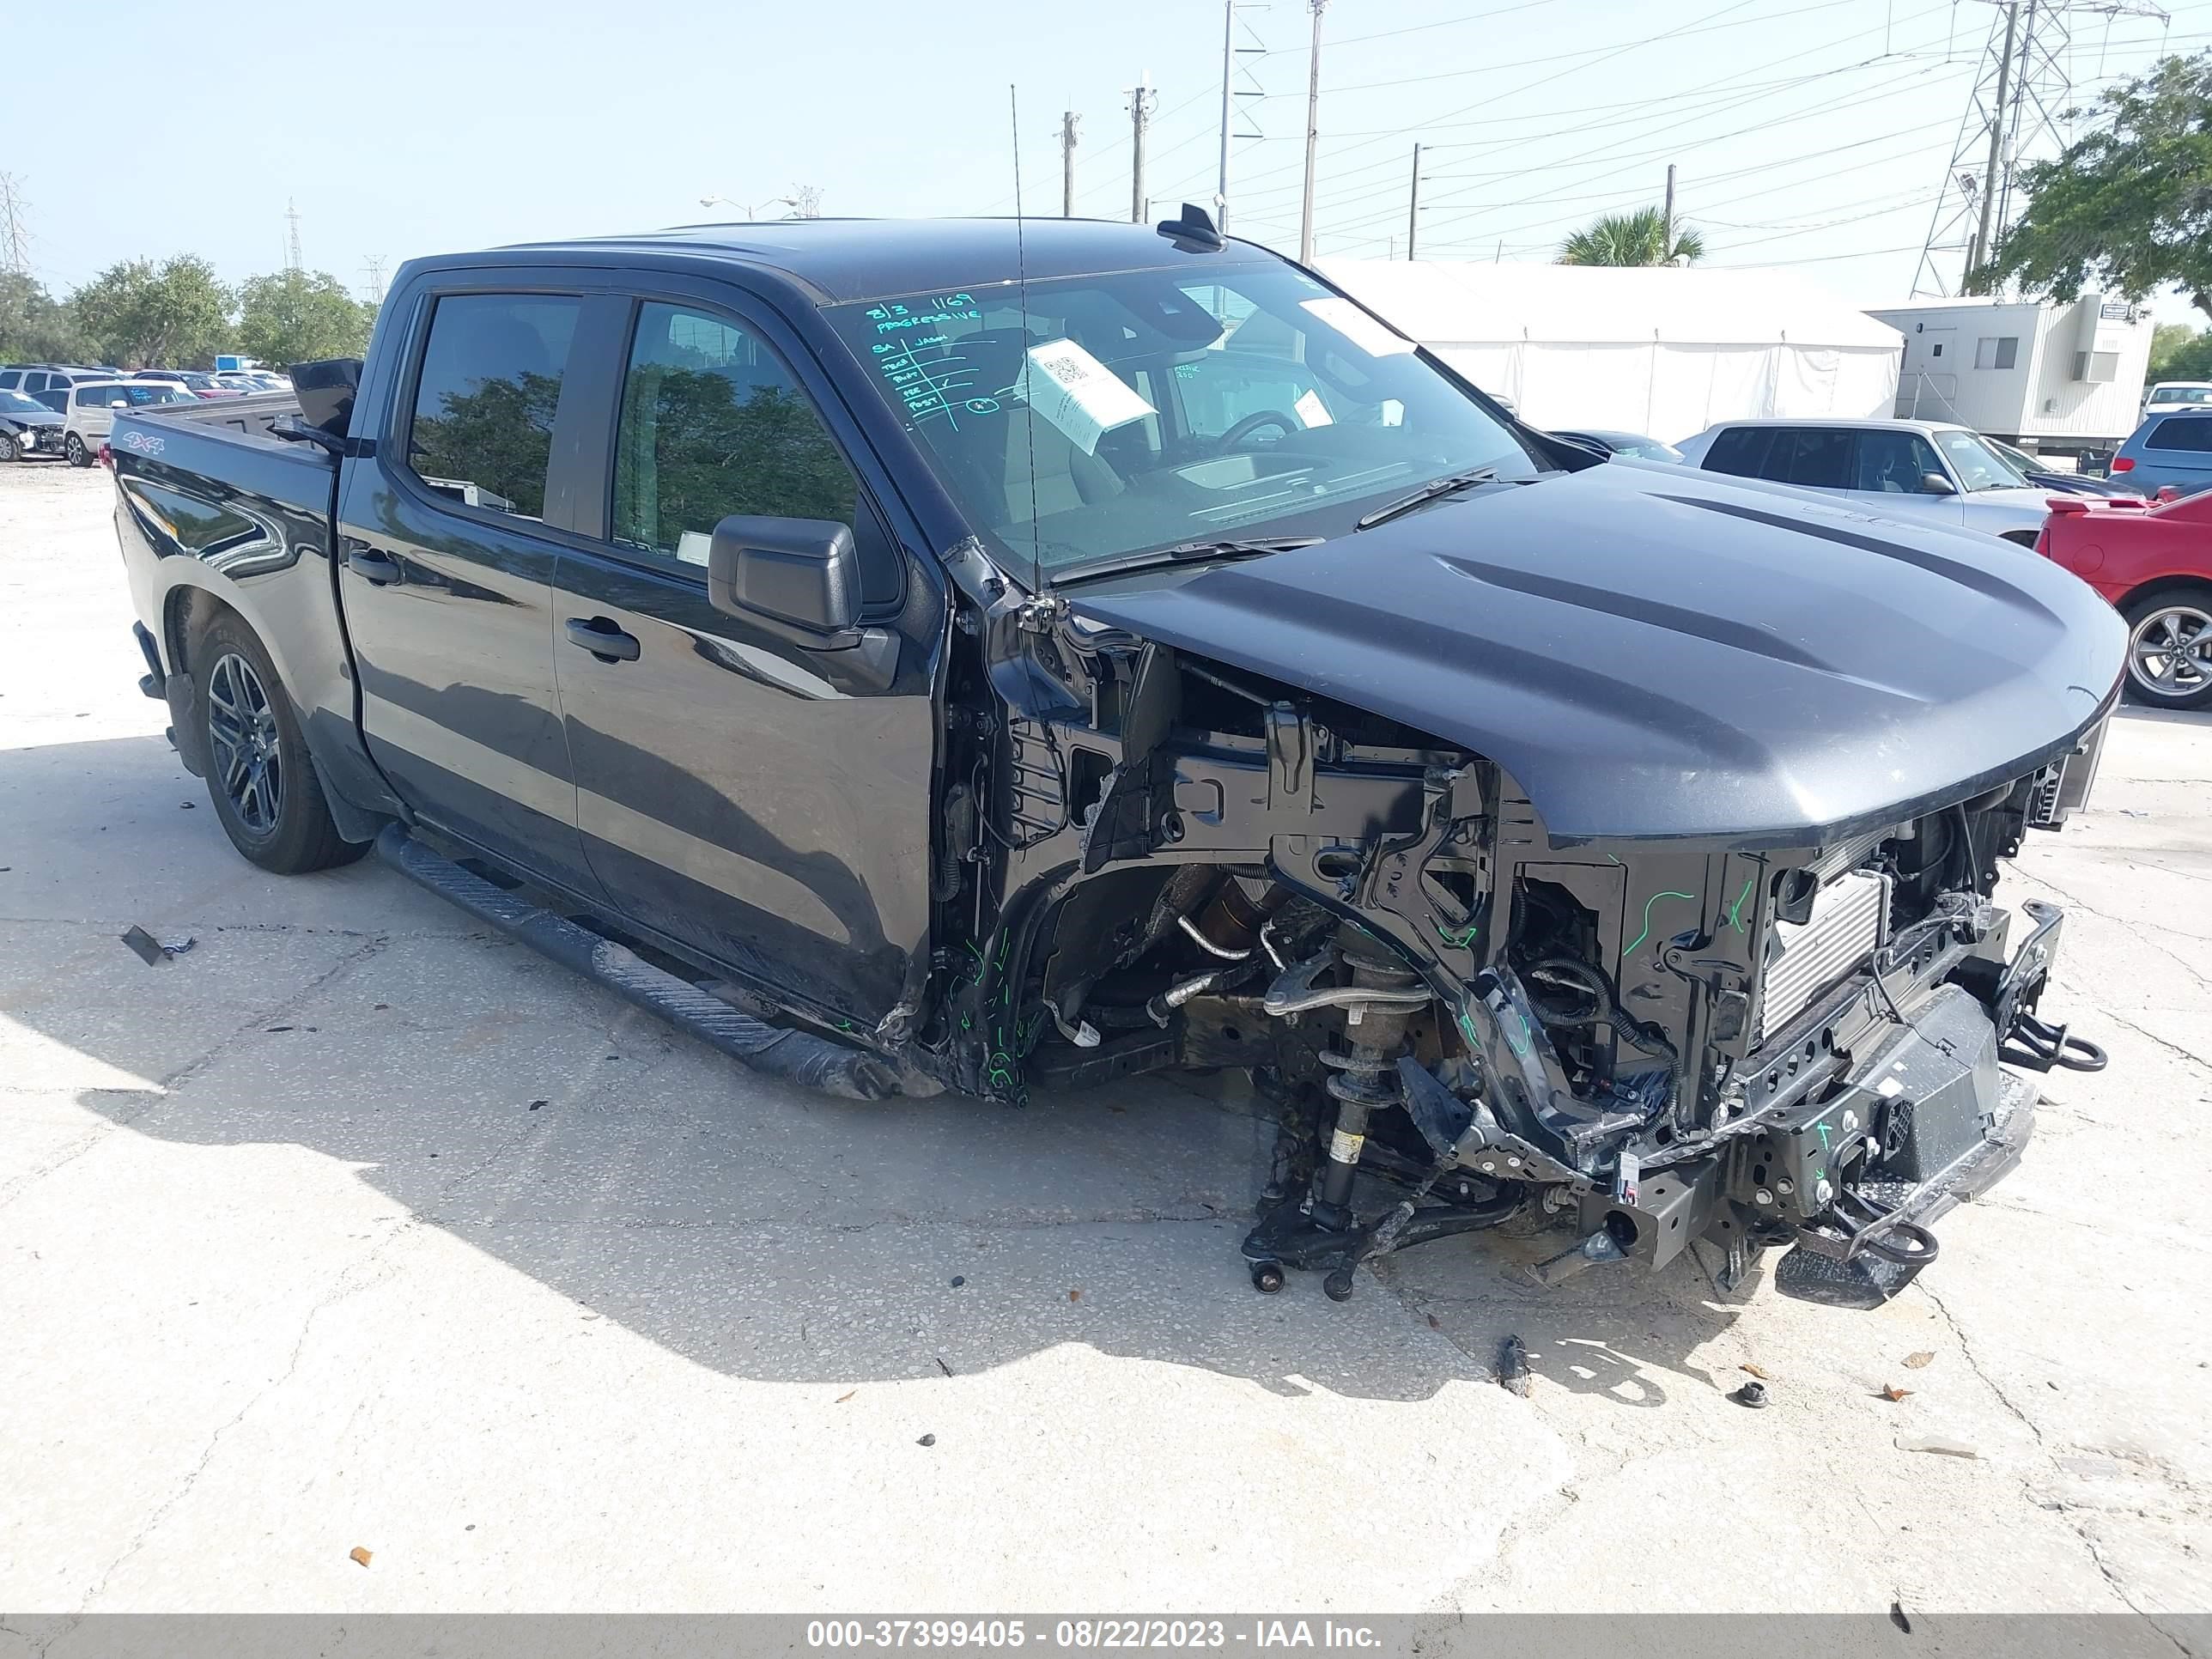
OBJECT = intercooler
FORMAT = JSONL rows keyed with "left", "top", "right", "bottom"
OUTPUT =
{"left": 1756, "top": 869, "right": 1890, "bottom": 1044}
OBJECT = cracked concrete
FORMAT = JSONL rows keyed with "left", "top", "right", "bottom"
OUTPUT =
{"left": 3, "top": 459, "right": 2209, "bottom": 1622}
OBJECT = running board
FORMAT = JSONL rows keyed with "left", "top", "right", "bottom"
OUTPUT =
{"left": 374, "top": 826, "right": 901, "bottom": 1101}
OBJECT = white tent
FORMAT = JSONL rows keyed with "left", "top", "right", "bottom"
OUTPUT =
{"left": 1316, "top": 260, "right": 1905, "bottom": 443}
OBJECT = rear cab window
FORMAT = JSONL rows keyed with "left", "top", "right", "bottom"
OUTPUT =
{"left": 404, "top": 293, "right": 583, "bottom": 520}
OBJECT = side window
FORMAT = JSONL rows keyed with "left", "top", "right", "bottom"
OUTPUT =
{"left": 1780, "top": 428, "right": 1850, "bottom": 489}
{"left": 404, "top": 293, "right": 581, "bottom": 520}
{"left": 1974, "top": 337, "right": 2018, "bottom": 370}
{"left": 1702, "top": 427, "right": 1772, "bottom": 477}
{"left": 2147, "top": 418, "right": 2212, "bottom": 454}
{"left": 0, "top": 372, "right": 18, "bottom": 390}
{"left": 1851, "top": 431, "right": 1947, "bottom": 493}
{"left": 611, "top": 301, "right": 868, "bottom": 582}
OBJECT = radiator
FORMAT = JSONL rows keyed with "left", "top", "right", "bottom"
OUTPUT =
{"left": 1758, "top": 869, "right": 1889, "bottom": 1044}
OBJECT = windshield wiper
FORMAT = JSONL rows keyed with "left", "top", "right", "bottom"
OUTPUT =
{"left": 1354, "top": 467, "right": 1500, "bottom": 531}
{"left": 1054, "top": 535, "right": 1323, "bottom": 585}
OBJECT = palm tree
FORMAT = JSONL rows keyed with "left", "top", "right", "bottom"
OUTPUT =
{"left": 1557, "top": 207, "right": 1706, "bottom": 267}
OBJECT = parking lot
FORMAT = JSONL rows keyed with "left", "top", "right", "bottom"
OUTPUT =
{"left": 1, "top": 459, "right": 2207, "bottom": 1626}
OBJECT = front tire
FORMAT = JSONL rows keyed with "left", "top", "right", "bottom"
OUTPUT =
{"left": 0, "top": 432, "right": 18, "bottom": 464}
{"left": 2122, "top": 586, "right": 2212, "bottom": 711}
{"left": 64, "top": 432, "right": 90, "bottom": 467}
{"left": 192, "top": 616, "right": 367, "bottom": 872}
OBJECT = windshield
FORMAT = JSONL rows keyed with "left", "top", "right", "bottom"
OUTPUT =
{"left": 823, "top": 262, "right": 1539, "bottom": 579}
{"left": 1934, "top": 428, "right": 2029, "bottom": 491}
{"left": 0, "top": 390, "right": 47, "bottom": 415}
{"left": 2153, "top": 386, "right": 2212, "bottom": 405}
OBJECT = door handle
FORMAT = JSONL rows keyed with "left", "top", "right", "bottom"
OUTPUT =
{"left": 347, "top": 546, "right": 403, "bottom": 585}
{"left": 565, "top": 617, "right": 641, "bottom": 663}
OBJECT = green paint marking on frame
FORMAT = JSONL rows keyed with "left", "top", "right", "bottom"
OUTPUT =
{"left": 1623, "top": 890, "right": 1698, "bottom": 957}
{"left": 1726, "top": 876, "right": 1755, "bottom": 934}
{"left": 1437, "top": 920, "right": 1480, "bottom": 949}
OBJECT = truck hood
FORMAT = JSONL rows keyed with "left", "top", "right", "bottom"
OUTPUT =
{"left": 1066, "top": 462, "right": 2124, "bottom": 847}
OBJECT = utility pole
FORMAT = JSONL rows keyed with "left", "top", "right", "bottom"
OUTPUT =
{"left": 0, "top": 173, "right": 30, "bottom": 276}
{"left": 1212, "top": 2, "right": 1266, "bottom": 234}
{"left": 1060, "top": 111, "right": 1079, "bottom": 217}
{"left": 285, "top": 198, "right": 303, "bottom": 275}
{"left": 1662, "top": 163, "right": 1676, "bottom": 259}
{"left": 1969, "top": 0, "right": 2020, "bottom": 289}
{"left": 1407, "top": 144, "right": 1422, "bottom": 261}
{"left": 1297, "top": 0, "right": 1328, "bottom": 264}
{"left": 360, "top": 255, "right": 387, "bottom": 304}
{"left": 1127, "top": 75, "right": 1157, "bottom": 224}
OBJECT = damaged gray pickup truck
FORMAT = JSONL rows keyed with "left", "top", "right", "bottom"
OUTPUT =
{"left": 108, "top": 212, "right": 2124, "bottom": 1310}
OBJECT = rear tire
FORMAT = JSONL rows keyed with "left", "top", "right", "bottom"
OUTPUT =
{"left": 2121, "top": 585, "right": 2212, "bottom": 711}
{"left": 192, "top": 614, "right": 368, "bottom": 872}
{"left": 0, "top": 432, "right": 18, "bottom": 464}
{"left": 64, "top": 432, "right": 89, "bottom": 467}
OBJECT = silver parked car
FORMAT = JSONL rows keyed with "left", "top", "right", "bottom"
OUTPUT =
{"left": 1674, "top": 417, "right": 2057, "bottom": 544}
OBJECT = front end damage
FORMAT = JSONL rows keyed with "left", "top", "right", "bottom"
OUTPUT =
{"left": 914, "top": 580, "right": 2112, "bottom": 1308}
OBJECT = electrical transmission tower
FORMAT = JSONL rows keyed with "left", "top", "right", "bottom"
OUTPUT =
{"left": 0, "top": 173, "right": 32, "bottom": 276}
{"left": 285, "top": 198, "right": 303, "bottom": 274}
{"left": 1912, "top": 0, "right": 2169, "bottom": 297}
{"left": 360, "top": 255, "right": 387, "bottom": 303}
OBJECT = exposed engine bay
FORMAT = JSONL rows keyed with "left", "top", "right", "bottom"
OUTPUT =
{"left": 914, "top": 574, "right": 2112, "bottom": 1309}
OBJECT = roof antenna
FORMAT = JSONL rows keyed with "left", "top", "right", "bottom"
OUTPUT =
{"left": 1011, "top": 82, "right": 1043, "bottom": 597}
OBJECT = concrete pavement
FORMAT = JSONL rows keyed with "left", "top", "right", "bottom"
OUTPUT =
{"left": 0, "top": 461, "right": 2205, "bottom": 1629}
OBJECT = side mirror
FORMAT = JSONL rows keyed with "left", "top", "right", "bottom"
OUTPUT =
{"left": 1919, "top": 471, "right": 1957, "bottom": 496}
{"left": 110, "top": 398, "right": 128, "bottom": 409}
{"left": 708, "top": 515, "right": 860, "bottom": 637}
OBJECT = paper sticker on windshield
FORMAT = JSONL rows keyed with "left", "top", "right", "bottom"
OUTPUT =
{"left": 1300, "top": 297, "right": 1416, "bottom": 357}
{"left": 1015, "top": 338, "right": 1155, "bottom": 454}
{"left": 1294, "top": 389, "right": 1334, "bottom": 428}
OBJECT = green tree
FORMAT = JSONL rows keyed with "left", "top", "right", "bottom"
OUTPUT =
{"left": 0, "top": 271, "right": 90, "bottom": 362}
{"left": 1558, "top": 207, "right": 1706, "bottom": 267}
{"left": 2149, "top": 321, "right": 2212, "bottom": 381}
{"left": 70, "top": 256, "right": 232, "bottom": 368}
{"left": 234, "top": 270, "right": 376, "bottom": 368}
{"left": 1987, "top": 50, "right": 2212, "bottom": 321}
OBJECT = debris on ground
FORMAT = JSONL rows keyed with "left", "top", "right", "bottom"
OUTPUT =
{"left": 119, "top": 926, "right": 169, "bottom": 966}
{"left": 1897, "top": 1433, "right": 1979, "bottom": 1458}
{"left": 1741, "top": 1362, "right": 1771, "bottom": 1379}
{"left": 1904, "top": 1351, "right": 1936, "bottom": 1370}
{"left": 834, "top": 1389, "right": 855, "bottom": 1404}
{"left": 1427, "top": 1313, "right": 1440, "bottom": 1329}
{"left": 1890, "top": 1602, "right": 1912, "bottom": 1634}
{"left": 1731, "top": 1380, "right": 1771, "bottom": 1409}
{"left": 1879, "top": 1384, "right": 1914, "bottom": 1401}
{"left": 161, "top": 936, "right": 195, "bottom": 956}
{"left": 917, "top": 1433, "right": 937, "bottom": 1447}
{"left": 934, "top": 1357, "right": 953, "bottom": 1377}
{"left": 1498, "top": 1334, "right": 1531, "bottom": 1396}
{"left": 950, "top": 1276, "right": 964, "bottom": 1288}
{"left": 1067, "top": 1289, "right": 1081, "bottom": 1303}
{"left": 349, "top": 1547, "right": 373, "bottom": 1568}
{"left": 528, "top": 1100, "right": 546, "bottom": 1111}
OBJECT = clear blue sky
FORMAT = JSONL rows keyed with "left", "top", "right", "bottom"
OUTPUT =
{"left": 10, "top": 0, "right": 2209, "bottom": 322}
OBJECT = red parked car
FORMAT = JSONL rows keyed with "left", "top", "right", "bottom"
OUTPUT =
{"left": 2039, "top": 488, "right": 2212, "bottom": 708}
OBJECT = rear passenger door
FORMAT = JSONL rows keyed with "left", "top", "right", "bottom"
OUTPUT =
{"left": 544, "top": 288, "right": 943, "bottom": 1028}
{"left": 334, "top": 281, "right": 603, "bottom": 894}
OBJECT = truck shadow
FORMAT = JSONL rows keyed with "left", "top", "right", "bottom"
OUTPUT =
{"left": 7, "top": 733, "right": 1751, "bottom": 1407}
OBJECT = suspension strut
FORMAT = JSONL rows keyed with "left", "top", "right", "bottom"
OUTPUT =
{"left": 1310, "top": 927, "right": 1423, "bottom": 1234}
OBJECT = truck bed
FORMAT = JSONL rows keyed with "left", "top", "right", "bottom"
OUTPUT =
{"left": 108, "top": 391, "right": 366, "bottom": 818}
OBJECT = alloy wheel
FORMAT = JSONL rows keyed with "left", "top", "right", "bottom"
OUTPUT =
{"left": 204, "top": 653, "right": 285, "bottom": 836}
{"left": 2128, "top": 604, "right": 2212, "bottom": 702}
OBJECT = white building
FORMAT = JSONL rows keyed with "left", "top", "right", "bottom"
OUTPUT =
{"left": 1863, "top": 295, "right": 2154, "bottom": 457}
{"left": 1316, "top": 259, "right": 1903, "bottom": 442}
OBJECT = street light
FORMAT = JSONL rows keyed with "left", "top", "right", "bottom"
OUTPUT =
{"left": 698, "top": 193, "right": 800, "bottom": 219}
